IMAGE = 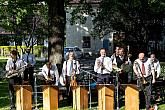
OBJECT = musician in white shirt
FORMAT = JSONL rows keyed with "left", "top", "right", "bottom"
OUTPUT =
{"left": 111, "top": 46, "right": 120, "bottom": 67}
{"left": 40, "top": 62, "right": 59, "bottom": 85}
{"left": 94, "top": 48, "right": 113, "bottom": 84}
{"left": 149, "top": 53, "right": 161, "bottom": 102}
{"left": 133, "top": 52, "right": 155, "bottom": 110}
{"left": 5, "top": 50, "right": 26, "bottom": 110}
{"left": 62, "top": 51, "right": 80, "bottom": 105}
{"left": 149, "top": 53, "right": 161, "bottom": 79}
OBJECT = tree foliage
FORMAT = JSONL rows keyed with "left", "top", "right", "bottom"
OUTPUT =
{"left": 0, "top": 0, "right": 48, "bottom": 50}
{"left": 93, "top": 0, "right": 165, "bottom": 53}
{"left": 0, "top": 0, "right": 66, "bottom": 70}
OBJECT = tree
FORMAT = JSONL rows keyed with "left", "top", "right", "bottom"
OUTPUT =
{"left": 93, "top": 0, "right": 165, "bottom": 55}
{"left": 47, "top": 0, "right": 65, "bottom": 66}
{"left": 0, "top": 0, "right": 48, "bottom": 53}
{"left": 0, "top": 0, "right": 66, "bottom": 72}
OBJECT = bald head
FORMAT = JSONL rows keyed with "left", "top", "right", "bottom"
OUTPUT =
{"left": 138, "top": 53, "right": 145, "bottom": 61}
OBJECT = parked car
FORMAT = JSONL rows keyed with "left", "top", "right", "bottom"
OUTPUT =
{"left": 64, "top": 46, "right": 83, "bottom": 60}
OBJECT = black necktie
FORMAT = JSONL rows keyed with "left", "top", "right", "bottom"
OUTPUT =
{"left": 13, "top": 60, "right": 16, "bottom": 70}
{"left": 27, "top": 54, "right": 29, "bottom": 63}
{"left": 48, "top": 67, "right": 51, "bottom": 78}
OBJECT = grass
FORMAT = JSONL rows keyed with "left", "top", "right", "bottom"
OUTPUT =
{"left": 0, "top": 80, "right": 10, "bottom": 110}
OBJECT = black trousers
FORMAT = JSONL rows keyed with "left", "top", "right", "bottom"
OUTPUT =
{"left": 8, "top": 76, "right": 22, "bottom": 108}
{"left": 119, "top": 72, "right": 128, "bottom": 84}
{"left": 23, "top": 67, "right": 34, "bottom": 90}
{"left": 65, "top": 76, "right": 73, "bottom": 104}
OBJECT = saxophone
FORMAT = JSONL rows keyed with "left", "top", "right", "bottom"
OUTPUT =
{"left": 6, "top": 65, "right": 27, "bottom": 79}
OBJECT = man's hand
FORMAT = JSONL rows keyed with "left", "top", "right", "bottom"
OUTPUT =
{"left": 152, "top": 79, "right": 156, "bottom": 84}
{"left": 125, "top": 61, "right": 129, "bottom": 64}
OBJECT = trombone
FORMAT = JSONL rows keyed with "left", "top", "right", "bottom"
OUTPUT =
{"left": 134, "top": 61, "right": 148, "bottom": 85}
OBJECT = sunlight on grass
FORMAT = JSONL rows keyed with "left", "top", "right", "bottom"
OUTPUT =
{"left": 0, "top": 107, "right": 9, "bottom": 110}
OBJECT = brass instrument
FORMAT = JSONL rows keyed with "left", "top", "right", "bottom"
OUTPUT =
{"left": 112, "top": 64, "right": 122, "bottom": 72}
{"left": 70, "top": 69, "right": 77, "bottom": 88}
{"left": 141, "top": 74, "right": 148, "bottom": 85}
{"left": 45, "top": 67, "right": 55, "bottom": 84}
{"left": 46, "top": 76, "right": 54, "bottom": 82}
{"left": 134, "top": 61, "right": 148, "bottom": 85}
{"left": 6, "top": 65, "right": 27, "bottom": 79}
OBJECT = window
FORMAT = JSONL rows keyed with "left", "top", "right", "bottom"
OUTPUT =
{"left": 82, "top": 36, "right": 91, "bottom": 48}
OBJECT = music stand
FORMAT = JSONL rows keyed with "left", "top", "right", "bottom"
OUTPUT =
{"left": 96, "top": 84, "right": 115, "bottom": 110}
{"left": 80, "top": 69, "right": 97, "bottom": 110}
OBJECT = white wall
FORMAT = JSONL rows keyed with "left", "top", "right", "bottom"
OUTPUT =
{"left": 65, "top": 8, "right": 102, "bottom": 53}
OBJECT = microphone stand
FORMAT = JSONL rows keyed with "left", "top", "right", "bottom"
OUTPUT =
{"left": 113, "top": 67, "right": 121, "bottom": 110}
{"left": 80, "top": 69, "right": 97, "bottom": 110}
{"left": 116, "top": 71, "right": 120, "bottom": 110}
{"left": 33, "top": 72, "right": 39, "bottom": 110}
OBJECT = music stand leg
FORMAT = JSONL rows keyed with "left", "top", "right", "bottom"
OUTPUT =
{"left": 115, "top": 73, "right": 120, "bottom": 110}
{"left": 89, "top": 72, "right": 92, "bottom": 110}
{"left": 34, "top": 74, "right": 39, "bottom": 110}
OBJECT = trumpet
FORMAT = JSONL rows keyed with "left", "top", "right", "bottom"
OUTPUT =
{"left": 141, "top": 75, "right": 148, "bottom": 85}
{"left": 134, "top": 61, "right": 148, "bottom": 85}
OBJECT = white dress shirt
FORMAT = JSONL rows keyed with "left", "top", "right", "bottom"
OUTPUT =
{"left": 148, "top": 58, "right": 161, "bottom": 78}
{"left": 133, "top": 58, "right": 154, "bottom": 78}
{"left": 41, "top": 64, "right": 59, "bottom": 85}
{"left": 94, "top": 56, "right": 112, "bottom": 74}
{"left": 62, "top": 60, "right": 80, "bottom": 79}
{"left": 6, "top": 58, "right": 26, "bottom": 75}
{"left": 22, "top": 53, "right": 36, "bottom": 67}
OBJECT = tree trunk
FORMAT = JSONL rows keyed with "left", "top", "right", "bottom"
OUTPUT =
{"left": 47, "top": 0, "right": 65, "bottom": 73}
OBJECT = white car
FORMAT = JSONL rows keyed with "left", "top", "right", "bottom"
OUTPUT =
{"left": 64, "top": 47, "right": 83, "bottom": 60}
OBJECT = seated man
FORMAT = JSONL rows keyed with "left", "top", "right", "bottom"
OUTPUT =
{"left": 40, "top": 62, "right": 59, "bottom": 85}
{"left": 5, "top": 50, "right": 26, "bottom": 110}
